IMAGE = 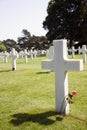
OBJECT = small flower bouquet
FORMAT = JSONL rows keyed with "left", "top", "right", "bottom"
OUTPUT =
{"left": 67, "top": 90, "right": 77, "bottom": 103}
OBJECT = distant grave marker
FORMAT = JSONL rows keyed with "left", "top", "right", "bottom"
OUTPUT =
{"left": 46, "top": 46, "right": 54, "bottom": 59}
{"left": 3, "top": 51, "right": 9, "bottom": 63}
{"left": 68, "top": 46, "right": 77, "bottom": 58}
{"left": 24, "top": 49, "right": 28, "bottom": 63}
{"left": 30, "top": 49, "right": 33, "bottom": 59}
{"left": 33, "top": 50, "right": 37, "bottom": 58}
{"left": 11, "top": 48, "right": 18, "bottom": 70}
{"left": 78, "top": 46, "right": 82, "bottom": 54}
{"left": 82, "top": 45, "right": 87, "bottom": 63}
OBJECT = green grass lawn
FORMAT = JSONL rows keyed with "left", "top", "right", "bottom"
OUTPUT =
{"left": 0, "top": 55, "right": 87, "bottom": 130}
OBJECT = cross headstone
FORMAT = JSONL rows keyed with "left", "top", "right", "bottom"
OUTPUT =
{"left": 71, "top": 46, "right": 77, "bottom": 58}
{"left": 0, "top": 52, "right": 4, "bottom": 61}
{"left": 23, "top": 49, "right": 28, "bottom": 63}
{"left": 11, "top": 48, "right": 18, "bottom": 70}
{"left": 41, "top": 39, "right": 83, "bottom": 115}
{"left": 33, "top": 50, "right": 37, "bottom": 58}
{"left": 68, "top": 46, "right": 77, "bottom": 58}
{"left": 3, "top": 51, "right": 9, "bottom": 63}
{"left": 82, "top": 45, "right": 86, "bottom": 63}
{"left": 30, "top": 49, "right": 33, "bottom": 59}
{"left": 46, "top": 46, "right": 54, "bottom": 59}
{"left": 19, "top": 51, "right": 24, "bottom": 58}
{"left": 78, "top": 46, "right": 82, "bottom": 54}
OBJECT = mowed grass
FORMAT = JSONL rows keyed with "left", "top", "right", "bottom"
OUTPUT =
{"left": 0, "top": 55, "right": 87, "bottom": 130}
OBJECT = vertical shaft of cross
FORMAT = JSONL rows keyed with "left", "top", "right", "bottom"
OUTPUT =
{"left": 53, "top": 40, "right": 69, "bottom": 114}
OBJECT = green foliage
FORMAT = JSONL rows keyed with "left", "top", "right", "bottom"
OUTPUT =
{"left": 2, "top": 39, "right": 18, "bottom": 52}
{"left": 17, "top": 29, "right": 49, "bottom": 50}
{"left": 17, "top": 29, "right": 31, "bottom": 50}
{"left": 0, "top": 56, "right": 87, "bottom": 130}
{"left": 0, "top": 41, "right": 6, "bottom": 52}
{"left": 1, "top": 29, "right": 49, "bottom": 52}
{"left": 43, "top": 0, "right": 87, "bottom": 47}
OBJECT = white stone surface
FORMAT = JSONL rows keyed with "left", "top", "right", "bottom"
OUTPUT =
{"left": 11, "top": 48, "right": 17, "bottom": 70}
{"left": 82, "top": 45, "right": 86, "bottom": 63}
{"left": 41, "top": 39, "right": 83, "bottom": 115}
{"left": 78, "top": 47, "right": 82, "bottom": 54}
{"left": 46, "top": 46, "right": 54, "bottom": 59}
{"left": 71, "top": 46, "right": 76, "bottom": 58}
{"left": 19, "top": 51, "right": 24, "bottom": 58}
{"left": 33, "top": 50, "right": 37, "bottom": 58}
{"left": 0, "top": 51, "right": 9, "bottom": 63}
{"left": 3, "top": 51, "right": 9, "bottom": 63}
{"left": 24, "top": 49, "right": 28, "bottom": 63}
{"left": 68, "top": 46, "right": 77, "bottom": 58}
{"left": 29, "top": 49, "right": 33, "bottom": 59}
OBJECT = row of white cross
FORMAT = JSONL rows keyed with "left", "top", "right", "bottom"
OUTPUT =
{"left": 0, "top": 49, "right": 46, "bottom": 70}
{"left": 0, "top": 45, "right": 86, "bottom": 66}
{"left": 46, "top": 45, "right": 87, "bottom": 63}
{"left": 42, "top": 39, "right": 84, "bottom": 115}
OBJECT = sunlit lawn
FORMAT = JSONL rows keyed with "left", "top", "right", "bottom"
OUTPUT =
{"left": 0, "top": 55, "right": 87, "bottom": 130}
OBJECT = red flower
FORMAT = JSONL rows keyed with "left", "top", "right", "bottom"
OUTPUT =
{"left": 68, "top": 90, "right": 77, "bottom": 99}
{"left": 71, "top": 90, "right": 77, "bottom": 96}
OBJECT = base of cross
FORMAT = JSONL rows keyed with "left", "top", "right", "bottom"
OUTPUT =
{"left": 12, "top": 67, "right": 15, "bottom": 71}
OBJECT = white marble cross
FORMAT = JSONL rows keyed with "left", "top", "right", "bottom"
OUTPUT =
{"left": 46, "top": 46, "right": 54, "bottom": 59}
{"left": 78, "top": 46, "right": 82, "bottom": 54}
{"left": 41, "top": 39, "right": 83, "bottom": 115}
{"left": 23, "top": 49, "right": 28, "bottom": 63}
{"left": 33, "top": 50, "right": 37, "bottom": 58}
{"left": 19, "top": 51, "right": 24, "bottom": 58}
{"left": 3, "top": 51, "right": 9, "bottom": 63}
{"left": 11, "top": 48, "right": 18, "bottom": 70}
{"left": 71, "top": 46, "right": 77, "bottom": 58}
{"left": 82, "top": 45, "right": 87, "bottom": 63}
{"left": 30, "top": 49, "right": 33, "bottom": 59}
{"left": 68, "top": 46, "right": 77, "bottom": 58}
{"left": 1, "top": 51, "right": 9, "bottom": 63}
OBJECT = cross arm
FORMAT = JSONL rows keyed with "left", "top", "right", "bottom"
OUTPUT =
{"left": 65, "top": 59, "right": 83, "bottom": 71}
{"left": 41, "top": 59, "right": 54, "bottom": 71}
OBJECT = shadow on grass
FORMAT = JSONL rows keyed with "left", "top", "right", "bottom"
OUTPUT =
{"left": 69, "top": 114, "right": 87, "bottom": 123}
{"left": 36, "top": 71, "right": 52, "bottom": 74}
{"left": 10, "top": 111, "right": 63, "bottom": 126}
{"left": 0, "top": 70, "right": 11, "bottom": 73}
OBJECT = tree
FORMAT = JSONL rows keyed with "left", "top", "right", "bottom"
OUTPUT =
{"left": 17, "top": 29, "right": 49, "bottom": 50}
{"left": 43, "top": 0, "right": 87, "bottom": 47}
{"left": 17, "top": 29, "right": 31, "bottom": 50}
{"left": 77, "top": 14, "right": 87, "bottom": 45}
{"left": 2, "top": 39, "right": 18, "bottom": 52}
{"left": 30, "top": 35, "right": 50, "bottom": 50}
{"left": 0, "top": 41, "right": 6, "bottom": 52}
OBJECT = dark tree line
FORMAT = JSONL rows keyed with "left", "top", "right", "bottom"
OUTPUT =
{"left": 17, "top": 29, "right": 50, "bottom": 51}
{"left": 43, "top": 0, "right": 87, "bottom": 47}
{"left": 0, "top": 29, "right": 50, "bottom": 52}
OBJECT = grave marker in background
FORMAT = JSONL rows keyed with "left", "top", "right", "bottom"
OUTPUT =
{"left": 78, "top": 46, "right": 82, "bottom": 54}
{"left": 46, "top": 46, "right": 54, "bottom": 59}
{"left": 11, "top": 48, "right": 18, "bottom": 70}
{"left": 82, "top": 45, "right": 86, "bottom": 63}
{"left": 24, "top": 49, "right": 28, "bottom": 63}
{"left": 3, "top": 51, "right": 9, "bottom": 63}
{"left": 30, "top": 49, "right": 33, "bottom": 59}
